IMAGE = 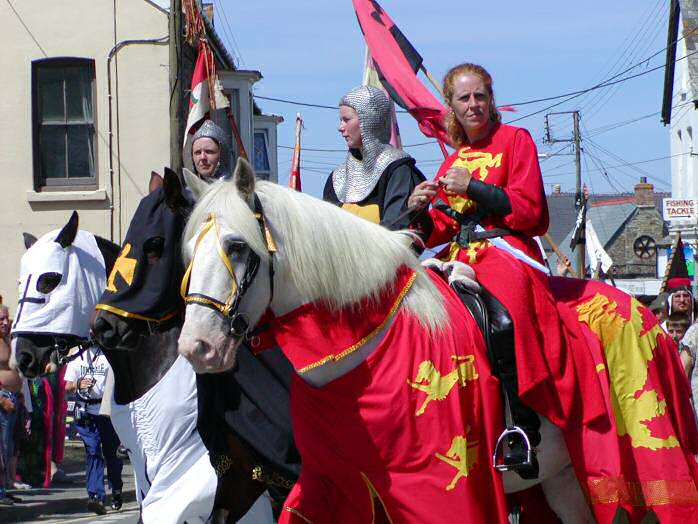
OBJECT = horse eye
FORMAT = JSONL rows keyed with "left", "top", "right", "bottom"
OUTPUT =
{"left": 225, "top": 240, "right": 246, "bottom": 256}
{"left": 36, "top": 272, "right": 62, "bottom": 294}
{"left": 143, "top": 237, "right": 165, "bottom": 259}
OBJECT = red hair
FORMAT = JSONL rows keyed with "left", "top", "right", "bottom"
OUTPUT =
{"left": 443, "top": 63, "right": 501, "bottom": 147}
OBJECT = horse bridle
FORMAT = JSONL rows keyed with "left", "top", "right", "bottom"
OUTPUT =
{"left": 180, "top": 194, "right": 276, "bottom": 341}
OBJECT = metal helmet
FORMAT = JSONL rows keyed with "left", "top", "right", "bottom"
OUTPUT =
{"left": 332, "top": 85, "right": 409, "bottom": 203}
{"left": 191, "top": 119, "right": 232, "bottom": 179}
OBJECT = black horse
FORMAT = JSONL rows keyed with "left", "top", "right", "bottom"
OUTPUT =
{"left": 91, "top": 170, "right": 300, "bottom": 522}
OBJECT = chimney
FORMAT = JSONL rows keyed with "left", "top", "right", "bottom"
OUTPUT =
{"left": 634, "top": 177, "right": 655, "bottom": 207}
{"left": 552, "top": 184, "right": 561, "bottom": 194}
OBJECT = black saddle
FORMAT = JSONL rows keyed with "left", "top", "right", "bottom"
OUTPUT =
{"left": 450, "top": 280, "right": 541, "bottom": 479}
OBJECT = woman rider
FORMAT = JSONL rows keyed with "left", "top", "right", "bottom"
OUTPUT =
{"left": 409, "top": 63, "right": 576, "bottom": 478}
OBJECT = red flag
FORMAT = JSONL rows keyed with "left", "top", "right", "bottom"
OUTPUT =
{"left": 289, "top": 113, "right": 302, "bottom": 192}
{"left": 363, "top": 48, "right": 403, "bottom": 149}
{"left": 352, "top": 0, "right": 451, "bottom": 145}
{"left": 183, "top": 41, "right": 229, "bottom": 149}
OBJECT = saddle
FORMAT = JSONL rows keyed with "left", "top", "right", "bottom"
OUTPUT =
{"left": 449, "top": 278, "right": 541, "bottom": 479}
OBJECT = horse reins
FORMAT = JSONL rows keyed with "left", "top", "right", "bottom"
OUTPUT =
{"left": 180, "top": 194, "right": 276, "bottom": 341}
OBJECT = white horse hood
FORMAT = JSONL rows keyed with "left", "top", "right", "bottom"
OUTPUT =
{"left": 12, "top": 230, "right": 106, "bottom": 339}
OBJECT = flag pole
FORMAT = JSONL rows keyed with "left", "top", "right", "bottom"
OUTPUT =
{"left": 224, "top": 95, "right": 247, "bottom": 160}
{"left": 544, "top": 232, "right": 579, "bottom": 278}
{"left": 417, "top": 64, "right": 449, "bottom": 159}
{"left": 420, "top": 64, "right": 444, "bottom": 97}
{"left": 289, "top": 113, "right": 302, "bottom": 191}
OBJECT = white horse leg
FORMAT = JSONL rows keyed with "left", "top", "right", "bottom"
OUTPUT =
{"left": 541, "top": 464, "right": 595, "bottom": 524}
{"left": 503, "top": 417, "right": 595, "bottom": 522}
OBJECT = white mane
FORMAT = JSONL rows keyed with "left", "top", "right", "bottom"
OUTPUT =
{"left": 184, "top": 180, "right": 446, "bottom": 332}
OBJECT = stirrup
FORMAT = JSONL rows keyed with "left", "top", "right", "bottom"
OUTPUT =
{"left": 492, "top": 426, "right": 533, "bottom": 472}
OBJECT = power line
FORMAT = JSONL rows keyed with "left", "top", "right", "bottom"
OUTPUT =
{"left": 543, "top": 151, "right": 682, "bottom": 185}
{"left": 577, "top": 0, "right": 668, "bottom": 120}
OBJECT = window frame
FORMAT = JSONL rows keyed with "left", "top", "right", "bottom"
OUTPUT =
{"left": 32, "top": 57, "right": 98, "bottom": 191}
{"left": 253, "top": 129, "right": 271, "bottom": 180}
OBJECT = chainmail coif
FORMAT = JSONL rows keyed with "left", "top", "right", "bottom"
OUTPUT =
{"left": 192, "top": 119, "right": 232, "bottom": 179}
{"left": 332, "top": 86, "right": 409, "bottom": 203}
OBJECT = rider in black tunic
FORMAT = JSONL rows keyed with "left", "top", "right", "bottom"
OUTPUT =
{"left": 323, "top": 85, "right": 430, "bottom": 235}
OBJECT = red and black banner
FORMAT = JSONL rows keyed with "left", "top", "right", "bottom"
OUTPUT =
{"left": 353, "top": 0, "right": 451, "bottom": 145}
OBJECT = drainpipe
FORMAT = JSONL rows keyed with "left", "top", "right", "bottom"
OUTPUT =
{"left": 106, "top": 36, "right": 168, "bottom": 241}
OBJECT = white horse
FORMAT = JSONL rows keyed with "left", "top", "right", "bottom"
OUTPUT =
{"left": 178, "top": 160, "right": 594, "bottom": 523}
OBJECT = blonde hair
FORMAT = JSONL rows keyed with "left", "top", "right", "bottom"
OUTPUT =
{"left": 443, "top": 63, "right": 501, "bottom": 148}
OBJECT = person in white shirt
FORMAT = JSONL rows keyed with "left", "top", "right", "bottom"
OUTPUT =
{"left": 64, "top": 345, "right": 122, "bottom": 515}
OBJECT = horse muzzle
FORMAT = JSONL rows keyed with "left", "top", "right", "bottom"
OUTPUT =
{"left": 92, "top": 311, "right": 142, "bottom": 351}
{"left": 178, "top": 334, "right": 240, "bottom": 374}
{"left": 12, "top": 335, "right": 58, "bottom": 378}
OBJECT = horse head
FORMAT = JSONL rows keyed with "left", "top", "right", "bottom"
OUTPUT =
{"left": 178, "top": 158, "right": 276, "bottom": 373}
{"left": 177, "top": 156, "right": 441, "bottom": 375}
{"left": 92, "top": 168, "right": 192, "bottom": 351}
{"left": 11, "top": 211, "right": 117, "bottom": 378}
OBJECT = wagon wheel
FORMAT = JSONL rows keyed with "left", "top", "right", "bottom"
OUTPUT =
{"left": 633, "top": 235, "right": 656, "bottom": 259}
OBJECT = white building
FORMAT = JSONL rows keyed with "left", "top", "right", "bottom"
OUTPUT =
{"left": 668, "top": 1, "right": 698, "bottom": 243}
{"left": 0, "top": 0, "right": 280, "bottom": 311}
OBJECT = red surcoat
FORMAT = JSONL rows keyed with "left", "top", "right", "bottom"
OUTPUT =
{"left": 272, "top": 269, "right": 508, "bottom": 523}
{"left": 425, "top": 123, "right": 602, "bottom": 428}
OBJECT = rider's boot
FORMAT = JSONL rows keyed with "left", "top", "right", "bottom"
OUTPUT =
{"left": 481, "top": 289, "right": 541, "bottom": 479}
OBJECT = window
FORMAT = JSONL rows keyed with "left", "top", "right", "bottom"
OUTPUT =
{"left": 32, "top": 58, "right": 97, "bottom": 189}
{"left": 253, "top": 130, "right": 270, "bottom": 180}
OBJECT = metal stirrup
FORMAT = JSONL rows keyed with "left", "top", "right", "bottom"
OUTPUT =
{"left": 492, "top": 391, "right": 534, "bottom": 472}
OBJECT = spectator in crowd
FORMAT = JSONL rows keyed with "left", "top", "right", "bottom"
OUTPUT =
{"left": 666, "top": 313, "right": 691, "bottom": 344}
{"left": 681, "top": 323, "right": 698, "bottom": 409}
{"left": 664, "top": 281, "right": 695, "bottom": 333}
{"left": 18, "top": 376, "right": 53, "bottom": 488}
{"left": 650, "top": 293, "right": 668, "bottom": 324}
{"left": 0, "top": 304, "right": 22, "bottom": 505}
{"left": 65, "top": 344, "right": 122, "bottom": 515}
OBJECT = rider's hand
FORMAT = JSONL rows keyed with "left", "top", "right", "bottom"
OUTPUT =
{"left": 439, "top": 167, "right": 472, "bottom": 196}
{"left": 408, "top": 181, "right": 439, "bottom": 209}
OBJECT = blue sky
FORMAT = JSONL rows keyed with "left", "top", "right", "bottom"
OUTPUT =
{"left": 216, "top": 1, "right": 673, "bottom": 198}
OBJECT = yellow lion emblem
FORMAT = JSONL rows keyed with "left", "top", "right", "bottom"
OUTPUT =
{"left": 407, "top": 355, "right": 479, "bottom": 416}
{"left": 577, "top": 294, "right": 679, "bottom": 450}
{"left": 435, "top": 431, "right": 479, "bottom": 491}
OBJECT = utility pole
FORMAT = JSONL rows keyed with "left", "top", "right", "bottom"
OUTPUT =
{"left": 169, "top": 0, "right": 184, "bottom": 173}
{"left": 544, "top": 110, "right": 585, "bottom": 276}
{"left": 573, "top": 111, "right": 584, "bottom": 274}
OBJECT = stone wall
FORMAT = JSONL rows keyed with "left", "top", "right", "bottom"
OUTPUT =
{"left": 606, "top": 208, "right": 668, "bottom": 278}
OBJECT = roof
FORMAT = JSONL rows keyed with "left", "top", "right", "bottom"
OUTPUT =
{"left": 200, "top": 3, "right": 236, "bottom": 70}
{"left": 545, "top": 191, "right": 670, "bottom": 251}
{"left": 557, "top": 203, "right": 636, "bottom": 266}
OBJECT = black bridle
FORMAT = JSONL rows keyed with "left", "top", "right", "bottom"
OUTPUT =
{"left": 180, "top": 194, "right": 275, "bottom": 341}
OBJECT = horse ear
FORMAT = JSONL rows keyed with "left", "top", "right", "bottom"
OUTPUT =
{"left": 22, "top": 233, "right": 38, "bottom": 250}
{"left": 163, "top": 167, "right": 184, "bottom": 210}
{"left": 55, "top": 211, "right": 79, "bottom": 248}
{"left": 232, "top": 157, "right": 255, "bottom": 200}
{"left": 149, "top": 171, "right": 163, "bottom": 193}
{"left": 183, "top": 168, "right": 208, "bottom": 201}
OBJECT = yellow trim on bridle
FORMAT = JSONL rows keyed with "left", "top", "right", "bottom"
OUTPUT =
{"left": 94, "top": 304, "right": 179, "bottom": 324}
{"left": 180, "top": 213, "right": 239, "bottom": 316}
{"left": 180, "top": 205, "right": 277, "bottom": 342}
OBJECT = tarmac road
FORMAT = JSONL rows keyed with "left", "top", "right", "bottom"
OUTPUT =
{"left": 18, "top": 503, "right": 140, "bottom": 523}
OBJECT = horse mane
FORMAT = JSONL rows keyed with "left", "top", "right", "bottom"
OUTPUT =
{"left": 184, "top": 180, "right": 446, "bottom": 332}
{"left": 94, "top": 235, "right": 121, "bottom": 275}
